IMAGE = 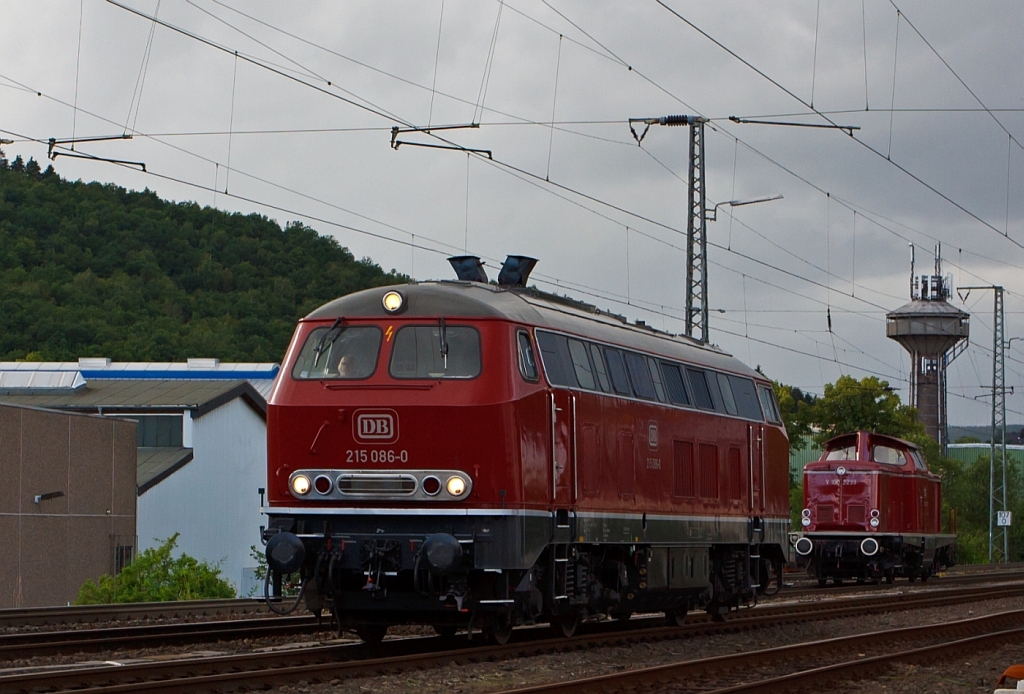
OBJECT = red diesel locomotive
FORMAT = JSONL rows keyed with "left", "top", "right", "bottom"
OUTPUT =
{"left": 263, "top": 256, "right": 791, "bottom": 642}
{"left": 793, "top": 431, "right": 956, "bottom": 585}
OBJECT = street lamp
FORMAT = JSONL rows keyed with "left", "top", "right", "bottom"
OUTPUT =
{"left": 706, "top": 194, "right": 783, "bottom": 222}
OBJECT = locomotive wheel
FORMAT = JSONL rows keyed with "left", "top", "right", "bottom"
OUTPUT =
{"left": 907, "top": 572, "right": 917, "bottom": 583}
{"left": 487, "top": 615, "right": 514, "bottom": 645}
{"left": 832, "top": 578, "right": 843, "bottom": 586}
{"left": 664, "top": 607, "right": 688, "bottom": 627}
{"left": 355, "top": 624, "right": 388, "bottom": 644}
{"left": 612, "top": 610, "right": 633, "bottom": 623}
{"left": 817, "top": 578, "right": 827, "bottom": 588}
{"left": 549, "top": 610, "right": 580, "bottom": 638}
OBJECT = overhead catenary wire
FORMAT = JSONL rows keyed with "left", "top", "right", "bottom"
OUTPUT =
{"left": 12, "top": 6, "right": 1019, "bottom": 413}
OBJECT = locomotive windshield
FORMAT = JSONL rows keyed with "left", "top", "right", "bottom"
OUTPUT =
{"left": 389, "top": 325, "right": 481, "bottom": 379}
{"left": 292, "top": 325, "right": 382, "bottom": 380}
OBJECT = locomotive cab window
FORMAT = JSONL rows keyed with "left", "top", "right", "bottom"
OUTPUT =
{"left": 292, "top": 325, "right": 382, "bottom": 380}
{"left": 872, "top": 445, "right": 907, "bottom": 466}
{"left": 517, "top": 331, "right": 539, "bottom": 382}
{"left": 757, "top": 386, "right": 782, "bottom": 424}
{"left": 824, "top": 445, "right": 856, "bottom": 461}
{"left": 389, "top": 325, "right": 481, "bottom": 379}
{"left": 911, "top": 450, "right": 928, "bottom": 471}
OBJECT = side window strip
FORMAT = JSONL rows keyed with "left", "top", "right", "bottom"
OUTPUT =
{"left": 716, "top": 373, "right": 738, "bottom": 415}
{"left": 687, "top": 367, "right": 715, "bottom": 410}
{"left": 589, "top": 343, "right": 612, "bottom": 392}
{"left": 604, "top": 348, "right": 633, "bottom": 395}
{"left": 567, "top": 338, "right": 596, "bottom": 390}
{"left": 661, "top": 362, "right": 691, "bottom": 406}
{"left": 624, "top": 351, "right": 657, "bottom": 399}
{"left": 647, "top": 357, "right": 667, "bottom": 402}
{"left": 536, "top": 331, "right": 572, "bottom": 387}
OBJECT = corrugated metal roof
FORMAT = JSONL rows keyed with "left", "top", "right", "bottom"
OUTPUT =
{"left": 946, "top": 443, "right": 1024, "bottom": 465}
{"left": 0, "top": 379, "right": 265, "bottom": 416}
{"left": 137, "top": 447, "right": 194, "bottom": 494}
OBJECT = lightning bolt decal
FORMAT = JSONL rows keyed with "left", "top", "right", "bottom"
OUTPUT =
{"left": 385, "top": 325, "right": 394, "bottom": 342}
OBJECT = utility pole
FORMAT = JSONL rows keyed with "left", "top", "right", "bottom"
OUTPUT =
{"left": 960, "top": 285, "right": 1008, "bottom": 563}
{"left": 629, "top": 115, "right": 709, "bottom": 343}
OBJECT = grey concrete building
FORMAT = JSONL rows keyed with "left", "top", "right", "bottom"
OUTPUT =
{"left": 0, "top": 403, "right": 137, "bottom": 608}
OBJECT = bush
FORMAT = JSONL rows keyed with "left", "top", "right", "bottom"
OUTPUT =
{"left": 76, "top": 534, "right": 235, "bottom": 604}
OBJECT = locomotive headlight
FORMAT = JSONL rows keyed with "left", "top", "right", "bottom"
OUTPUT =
{"left": 382, "top": 290, "right": 405, "bottom": 313}
{"left": 446, "top": 475, "right": 467, "bottom": 497}
{"left": 869, "top": 517, "right": 880, "bottom": 527}
{"left": 801, "top": 517, "right": 811, "bottom": 527}
{"left": 291, "top": 475, "right": 311, "bottom": 495}
{"left": 802, "top": 508, "right": 811, "bottom": 518}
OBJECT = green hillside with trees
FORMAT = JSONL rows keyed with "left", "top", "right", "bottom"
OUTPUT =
{"left": 0, "top": 151, "right": 407, "bottom": 362}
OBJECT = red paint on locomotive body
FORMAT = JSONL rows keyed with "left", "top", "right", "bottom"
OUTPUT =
{"left": 794, "top": 431, "right": 955, "bottom": 584}
{"left": 264, "top": 279, "right": 791, "bottom": 634}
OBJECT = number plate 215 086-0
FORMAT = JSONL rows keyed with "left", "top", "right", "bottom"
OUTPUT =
{"left": 346, "top": 449, "right": 409, "bottom": 464}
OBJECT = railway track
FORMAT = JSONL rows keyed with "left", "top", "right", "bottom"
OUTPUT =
{"left": 3, "top": 581, "right": 1023, "bottom": 693}
{"left": 491, "top": 608, "right": 1024, "bottom": 693}
{"left": 781, "top": 567, "right": 1024, "bottom": 599}
{"left": 0, "top": 599, "right": 267, "bottom": 628}
{"left": 0, "top": 614, "right": 324, "bottom": 659}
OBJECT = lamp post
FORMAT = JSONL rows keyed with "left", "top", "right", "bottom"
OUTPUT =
{"left": 628, "top": 115, "right": 782, "bottom": 343}
{"left": 707, "top": 195, "right": 784, "bottom": 222}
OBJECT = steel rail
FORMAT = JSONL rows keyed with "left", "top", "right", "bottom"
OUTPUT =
{"left": 781, "top": 567, "right": 1024, "bottom": 599}
{"left": 4, "top": 582, "right": 1023, "bottom": 693}
{"left": 488, "top": 609, "right": 1024, "bottom": 693}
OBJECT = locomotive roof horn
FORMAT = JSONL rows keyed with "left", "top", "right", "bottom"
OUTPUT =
{"left": 498, "top": 255, "right": 538, "bottom": 287}
{"left": 448, "top": 255, "right": 489, "bottom": 283}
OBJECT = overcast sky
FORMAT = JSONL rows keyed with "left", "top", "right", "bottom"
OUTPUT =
{"left": 2, "top": 0, "right": 1023, "bottom": 426}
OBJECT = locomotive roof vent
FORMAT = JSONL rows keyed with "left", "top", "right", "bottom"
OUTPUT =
{"left": 498, "top": 255, "right": 538, "bottom": 287}
{"left": 447, "top": 255, "right": 489, "bottom": 283}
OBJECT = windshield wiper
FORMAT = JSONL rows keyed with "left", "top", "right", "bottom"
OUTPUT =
{"left": 439, "top": 317, "right": 448, "bottom": 370}
{"left": 312, "top": 317, "right": 345, "bottom": 367}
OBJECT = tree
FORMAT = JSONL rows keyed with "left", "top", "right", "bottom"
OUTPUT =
{"left": 956, "top": 435, "right": 982, "bottom": 444}
{"left": 772, "top": 381, "right": 814, "bottom": 452}
{"left": 75, "top": 534, "right": 235, "bottom": 604}
{"left": 808, "top": 375, "right": 925, "bottom": 447}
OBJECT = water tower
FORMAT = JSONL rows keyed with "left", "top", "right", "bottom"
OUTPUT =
{"left": 886, "top": 246, "right": 970, "bottom": 451}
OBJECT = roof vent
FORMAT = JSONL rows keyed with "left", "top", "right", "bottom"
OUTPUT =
{"left": 78, "top": 357, "right": 111, "bottom": 369}
{"left": 187, "top": 358, "right": 221, "bottom": 369}
{"left": 497, "top": 255, "right": 538, "bottom": 287}
{"left": 447, "top": 255, "right": 488, "bottom": 283}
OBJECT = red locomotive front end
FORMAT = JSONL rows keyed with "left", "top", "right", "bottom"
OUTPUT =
{"left": 793, "top": 431, "right": 955, "bottom": 584}
{"left": 262, "top": 257, "right": 791, "bottom": 641}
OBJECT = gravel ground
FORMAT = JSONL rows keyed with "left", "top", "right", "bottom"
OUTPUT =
{"left": 264, "top": 595, "right": 1024, "bottom": 693}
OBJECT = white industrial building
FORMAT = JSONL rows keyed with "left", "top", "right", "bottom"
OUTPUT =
{"left": 0, "top": 358, "right": 277, "bottom": 595}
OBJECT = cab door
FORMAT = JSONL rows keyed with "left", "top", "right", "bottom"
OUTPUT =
{"left": 550, "top": 390, "right": 575, "bottom": 505}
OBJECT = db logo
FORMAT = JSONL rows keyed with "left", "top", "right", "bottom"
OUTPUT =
{"left": 353, "top": 409, "right": 399, "bottom": 443}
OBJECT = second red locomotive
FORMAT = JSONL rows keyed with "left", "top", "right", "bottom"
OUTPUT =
{"left": 263, "top": 256, "right": 791, "bottom": 641}
{"left": 793, "top": 431, "right": 956, "bottom": 584}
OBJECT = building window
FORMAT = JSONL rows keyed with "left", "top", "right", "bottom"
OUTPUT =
{"left": 135, "top": 415, "right": 183, "bottom": 447}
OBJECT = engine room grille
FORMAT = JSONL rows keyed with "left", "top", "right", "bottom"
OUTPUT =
{"left": 816, "top": 504, "right": 835, "bottom": 522}
{"left": 337, "top": 474, "right": 416, "bottom": 495}
{"left": 847, "top": 505, "right": 865, "bottom": 524}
